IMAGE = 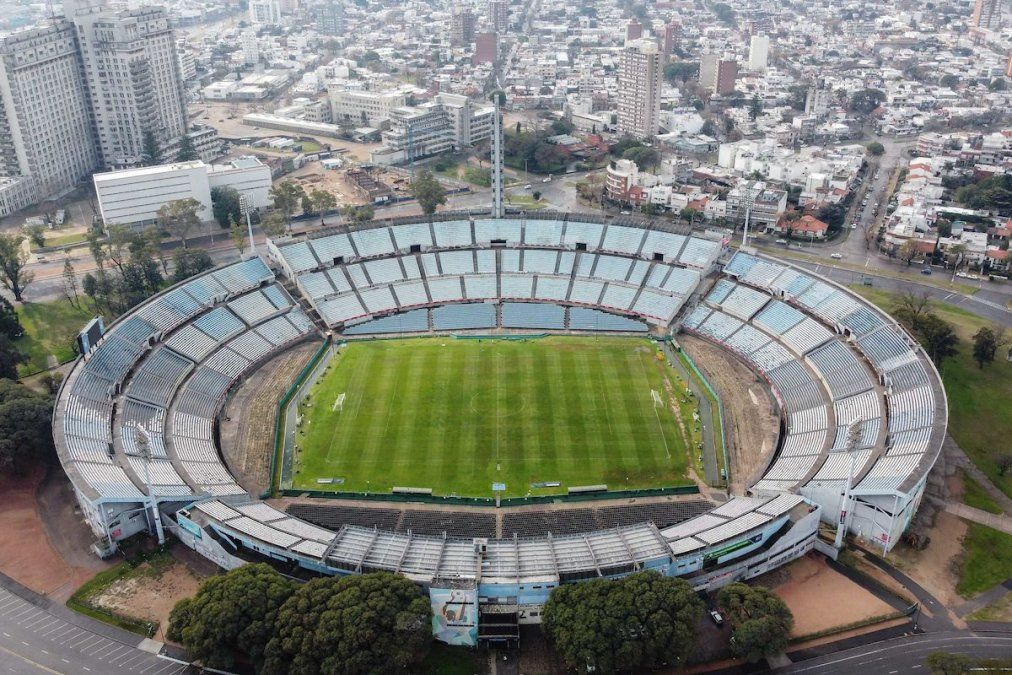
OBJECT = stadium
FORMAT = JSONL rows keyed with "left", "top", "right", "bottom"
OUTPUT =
{"left": 52, "top": 119, "right": 947, "bottom": 648}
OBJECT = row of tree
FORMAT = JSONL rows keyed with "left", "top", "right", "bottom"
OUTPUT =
{"left": 169, "top": 564, "right": 793, "bottom": 674}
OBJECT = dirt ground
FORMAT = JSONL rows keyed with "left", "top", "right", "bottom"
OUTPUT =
{"left": 92, "top": 554, "right": 203, "bottom": 643}
{"left": 766, "top": 553, "right": 895, "bottom": 637}
{"left": 0, "top": 466, "right": 101, "bottom": 601}
{"left": 680, "top": 335, "right": 780, "bottom": 493}
{"left": 886, "top": 474, "right": 968, "bottom": 609}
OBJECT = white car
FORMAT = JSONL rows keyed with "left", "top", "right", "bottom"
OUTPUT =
{"left": 542, "top": 176, "right": 551, "bottom": 183}
{"left": 524, "top": 184, "right": 532, "bottom": 190}
{"left": 830, "top": 253, "right": 843, "bottom": 259}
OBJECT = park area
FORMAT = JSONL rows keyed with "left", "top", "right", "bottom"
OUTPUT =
{"left": 289, "top": 336, "right": 699, "bottom": 497}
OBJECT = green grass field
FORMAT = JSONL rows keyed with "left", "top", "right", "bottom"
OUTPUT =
{"left": 291, "top": 336, "right": 697, "bottom": 497}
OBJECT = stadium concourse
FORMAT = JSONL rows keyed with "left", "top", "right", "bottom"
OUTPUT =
{"left": 51, "top": 211, "right": 946, "bottom": 647}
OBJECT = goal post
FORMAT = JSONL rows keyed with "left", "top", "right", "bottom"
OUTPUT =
{"left": 332, "top": 393, "right": 346, "bottom": 412}
{"left": 651, "top": 389, "right": 663, "bottom": 407}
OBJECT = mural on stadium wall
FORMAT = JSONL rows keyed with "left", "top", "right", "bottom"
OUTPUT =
{"left": 430, "top": 586, "right": 479, "bottom": 646}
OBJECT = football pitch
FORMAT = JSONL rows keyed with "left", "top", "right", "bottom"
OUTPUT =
{"left": 290, "top": 336, "right": 697, "bottom": 497}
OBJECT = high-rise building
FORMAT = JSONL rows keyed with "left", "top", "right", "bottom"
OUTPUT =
{"left": 617, "top": 39, "right": 661, "bottom": 139}
{"left": 450, "top": 3, "right": 476, "bottom": 46}
{"left": 699, "top": 52, "right": 718, "bottom": 91}
{"left": 488, "top": 0, "right": 507, "bottom": 34}
{"left": 318, "top": 2, "right": 344, "bottom": 36}
{"left": 473, "top": 32, "right": 497, "bottom": 65}
{"left": 626, "top": 18, "right": 642, "bottom": 42}
{"left": 1007, "top": 52, "right": 1012, "bottom": 78}
{"left": 0, "top": 22, "right": 99, "bottom": 207}
{"left": 749, "top": 34, "right": 770, "bottom": 72}
{"left": 805, "top": 80, "right": 831, "bottom": 117}
{"left": 70, "top": 1, "right": 188, "bottom": 169}
{"left": 661, "top": 20, "right": 680, "bottom": 62}
{"left": 971, "top": 0, "right": 1002, "bottom": 29}
{"left": 249, "top": 0, "right": 282, "bottom": 26}
{"left": 240, "top": 30, "right": 259, "bottom": 65}
{"left": 714, "top": 60, "right": 738, "bottom": 95}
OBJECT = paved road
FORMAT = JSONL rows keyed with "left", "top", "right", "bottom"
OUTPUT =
{"left": 783, "top": 631, "right": 1012, "bottom": 674}
{"left": 787, "top": 259, "right": 1012, "bottom": 327}
{"left": 0, "top": 585, "right": 194, "bottom": 675}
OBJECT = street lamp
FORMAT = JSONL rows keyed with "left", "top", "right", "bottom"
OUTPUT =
{"left": 239, "top": 193, "right": 256, "bottom": 256}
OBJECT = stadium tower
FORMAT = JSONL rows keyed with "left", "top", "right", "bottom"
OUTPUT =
{"left": 491, "top": 94, "right": 505, "bottom": 218}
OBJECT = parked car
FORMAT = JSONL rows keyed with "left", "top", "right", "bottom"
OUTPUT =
{"left": 921, "top": 267, "right": 932, "bottom": 275}
{"left": 709, "top": 610, "right": 724, "bottom": 626}
{"left": 830, "top": 253, "right": 843, "bottom": 259}
{"left": 775, "top": 238, "right": 788, "bottom": 245}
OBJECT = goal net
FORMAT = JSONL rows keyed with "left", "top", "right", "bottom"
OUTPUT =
{"left": 332, "top": 393, "right": 346, "bottom": 411}
{"left": 651, "top": 389, "right": 663, "bottom": 407}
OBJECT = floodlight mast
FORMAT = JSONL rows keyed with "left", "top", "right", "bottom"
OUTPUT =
{"left": 833, "top": 420, "right": 864, "bottom": 549}
{"left": 135, "top": 425, "right": 166, "bottom": 545}
{"left": 239, "top": 193, "right": 256, "bottom": 256}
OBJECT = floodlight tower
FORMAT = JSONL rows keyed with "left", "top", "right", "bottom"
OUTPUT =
{"left": 239, "top": 193, "right": 256, "bottom": 256}
{"left": 741, "top": 182, "right": 758, "bottom": 248}
{"left": 490, "top": 92, "right": 505, "bottom": 219}
{"left": 833, "top": 420, "right": 865, "bottom": 549}
{"left": 135, "top": 425, "right": 166, "bottom": 546}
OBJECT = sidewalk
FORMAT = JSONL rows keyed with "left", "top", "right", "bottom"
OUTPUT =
{"left": 944, "top": 502, "right": 1012, "bottom": 535}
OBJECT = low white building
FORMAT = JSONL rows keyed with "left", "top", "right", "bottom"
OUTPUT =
{"left": 94, "top": 157, "right": 273, "bottom": 227}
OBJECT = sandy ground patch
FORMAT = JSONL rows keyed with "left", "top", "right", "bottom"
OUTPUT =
{"left": 92, "top": 558, "right": 203, "bottom": 642}
{"left": 681, "top": 335, "right": 779, "bottom": 493}
{"left": 769, "top": 554, "right": 895, "bottom": 637}
{"left": 885, "top": 476, "right": 968, "bottom": 609}
{"left": 0, "top": 467, "right": 95, "bottom": 599}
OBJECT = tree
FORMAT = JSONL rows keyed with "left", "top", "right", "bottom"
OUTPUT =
{"left": 62, "top": 260, "right": 80, "bottom": 308}
{"left": 211, "top": 187, "right": 243, "bottom": 229}
{"left": 177, "top": 134, "right": 199, "bottom": 162}
{"left": 261, "top": 212, "right": 288, "bottom": 238}
{"left": 0, "top": 296, "right": 23, "bottom": 340}
{"left": 167, "top": 563, "right": 296, "bottom": 671}
{"left": 989, "top": 78, "right": 1006, "bottom": 92}
{"left": 532, "top": 190, "right": 542, "bottom": 201}
{"left": 664, "top": 61, "right": 699, "bottom": 84}
{"left": 866, "top": 141, "right": 885, "bottom": 157}
{"left": 308, "top": 189, "right": 337, "bottom": 225}
{"left": 898, "top": 240, "right": 920, "bottom": 266}
{"left": 24, "top": 224, "right": 46, "bottom": 249}
{"left": 972, "top": 326, "right": 998, "bottom": 368}
{"left": 228, "top": 216, "right": 247, "bottom": 257}
{"left": 157, "top": 198, "right": 202, "bottom": 249}
{"left": 342, "top": 204, "right": 375, "bottom": 224}
{"left": 622, "top": 146, "right": 660, "bottom": 171}
{"left": 410, "top": 170, "right": 447, "bottom": 215}
{"left": 717, "top": 583, "right": 794, "bottom": 663}
{"left": 939, "top": 74, "right": 959, "bottom": 89}
{"left": 141, "top": 130, "right": 162, "bottom": 166}
{"left": 954, "top": 174, "right": 1012, "bottom": 214}
{"left": 748, "top": 93, "right": 763, "bottom": 121}
{"left": 262, "top": 572, "right": 431, "bottom": 675}
{"left": 848, "top": 88, "right": 886, "bottom": 115}
{"left": 913, "top": 313, "right": 959, "bottom": 368}
{"left": 0, "top": 233, "right": 34, "bottom": 302}
{"left": 543, "top": 571, "right": 703, "bottom": 673}
{"left": 680, "top": 207, "right": 704, "bottom": 225}
{"left": 0, "top": 378, "right": 53, "bottom": 470}
{"left": 171, "top": 248, "right": 213, "bottom": 284}
{"left": 0, "top": 337, "right": 26, "bottom": 381}
{"left": 269, "top": 181, "right": 306, "bottom": 227}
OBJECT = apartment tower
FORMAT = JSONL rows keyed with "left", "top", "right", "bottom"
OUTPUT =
{"left": 617, "top": 39, "right": 661, "bottom": 139}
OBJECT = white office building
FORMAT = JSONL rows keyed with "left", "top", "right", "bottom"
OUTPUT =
{"left": 329, "top": 88, "right": 406, "bottom": 127}
{"left": 371, "top": 93, "right": 494, "bottom": 165}
{"left": 617, "top": 39, "right": 662, "bottom": 139}
{"left": 94, "top": 157, "right": 272, "bottom": 227}
{"left": 249, "top": 0, "right": 282, "bottom": 26}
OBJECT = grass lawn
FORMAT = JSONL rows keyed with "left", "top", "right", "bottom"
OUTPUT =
{"left": 67, "top": 551, "right": 175, "bottom": 637}
{"left": 38, "top": 231, "right": 90, "bottom": 248}
{"left": 292, "top": 336, "right": 695, "bottom": 497}
{"left": 849, "top": 286, "right": 1012, "bottom": 499}
{"left": 505, "top": 194, "right": 547, "bottom": 210}
{"left": 962, "top": 471, "right": 1003, "bottom": 515}
{"left": 957, "top": 522, "right": 1012, "bottom": 598}
{"left": 16, "top": 299, "right": 95, "bottom": 376}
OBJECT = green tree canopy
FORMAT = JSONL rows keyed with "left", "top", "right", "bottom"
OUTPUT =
{"left": 541, "top": 571, "right": 705, "bottom": 673}
{"left": 156, "top": 198, "right": 202, "bottom": 249}
{"left": 167, "top": 563, "right": 296, "bottom": 671}
{"left": 269, "top": 181, "right": 307, "bottom": 225}
{"left": 177, "top": 134, "right": 199, "bottom": 162}
{"left": 410, "top": 170, "right": 447, "bottom": 216}
{"left": 0, "top": 296, "right": 23, "bottom": 340}
{"left": 972, "top": 326, "right": 998, "bottom": 368}
{"left": 141, "top": 130, "right": 162, "bottom": 166}
{"left": 866, "top": 141, "right": 885, "bottom": 156}
{"left": 848, "top": 88, "right": 886, "bottom": 115}
{"left": 211, "top": 187, "right": 243, "bottom": 229}
{"left": 171, "top": 248, "right": 213, "bottom": 284}
{"left": 0, "top": 233, "right": 34, "bottom": 302}
{"left": 955, "top": 174, "right": 1012, "bottom": 214}
{"left": 262, "top": 572, "right": 431, "bottom": 675}
{"left": 664, "top": 61, "right": 699, "bottom": 84}
{"left": 622, "top": 146, "right": 660, "bottom": 171}
{"left": 717, "top": 583, "right": 794, "bottom": 663}
{"left": 0, "top": 379, "right": 54, "bottom": 470}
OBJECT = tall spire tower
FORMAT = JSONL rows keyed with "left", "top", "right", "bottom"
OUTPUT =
{"left": 491, "top": 94, "right": 505, "bottom": 218}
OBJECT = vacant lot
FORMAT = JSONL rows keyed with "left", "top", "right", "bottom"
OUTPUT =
{"left": 292, "top": 336, "right": 696, "bottom": 497}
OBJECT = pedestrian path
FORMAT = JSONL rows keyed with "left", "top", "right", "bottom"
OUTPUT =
{"left": 944, "top": 502, "right": 1012, "bottom": 535}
